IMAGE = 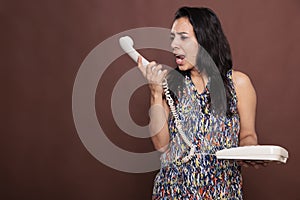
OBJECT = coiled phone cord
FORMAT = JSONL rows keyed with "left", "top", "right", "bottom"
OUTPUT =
{"left": 162, "top": 78, "right": 196, "bottom": 163}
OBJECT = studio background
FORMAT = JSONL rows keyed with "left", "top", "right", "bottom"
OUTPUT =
{"left": 1, "top": 0, "right": 299, "bottom": 199}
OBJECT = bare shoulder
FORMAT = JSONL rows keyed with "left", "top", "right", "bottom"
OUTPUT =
{"left": 232, "top": 70, "right": 254, "bottom": 90}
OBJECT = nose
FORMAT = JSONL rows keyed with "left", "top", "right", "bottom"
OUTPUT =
{"left": 171, "top": 37, "right": 180, "bottom": 50}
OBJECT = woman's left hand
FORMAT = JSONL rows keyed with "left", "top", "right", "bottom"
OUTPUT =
{"left": 238, "top": 160, "right": 269, "bottom": 169}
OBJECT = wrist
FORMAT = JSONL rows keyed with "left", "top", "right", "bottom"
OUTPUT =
{"left": 151, "top": 92, "right": 163, "bottom": 104}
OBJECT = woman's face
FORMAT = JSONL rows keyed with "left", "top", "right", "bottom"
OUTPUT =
{"left": 171, "top": 17, "right": 199, "bottom": 71}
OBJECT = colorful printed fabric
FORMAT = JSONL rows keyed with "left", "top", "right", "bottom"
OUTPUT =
{"left": 152, "top": 70, "right": 243, "bottom": 200}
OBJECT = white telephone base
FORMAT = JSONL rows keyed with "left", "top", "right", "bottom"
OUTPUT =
{"left": 216, "top": 145, "right": 289, "bottom": 163}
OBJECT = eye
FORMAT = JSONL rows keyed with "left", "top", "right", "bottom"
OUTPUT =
{"left": 180, "top": 36, "right": 188, "bottom": 40}
{"left": 170, "top": 35, "right": 175, "bottom": 41}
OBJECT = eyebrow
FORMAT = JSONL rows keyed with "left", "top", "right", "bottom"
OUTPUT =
{"left": 170, "top": 32, "right": 189, "bottom": 36}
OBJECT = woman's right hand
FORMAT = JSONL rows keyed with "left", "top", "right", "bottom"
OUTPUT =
{"left": 137, "top": 56, "right": 168, "bottom": 95}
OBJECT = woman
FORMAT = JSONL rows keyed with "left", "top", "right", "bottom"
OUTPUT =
{"left": 138, "top": 7, "right": 258, "bottom": 199}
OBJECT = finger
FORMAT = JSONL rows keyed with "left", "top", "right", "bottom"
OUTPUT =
{"left": 248, "top": 161, "right": 258, "bottom": 168}
{"left": 245, "top": 160, "right": 258, "bottom": 168}
{"left": 151, "top": 64, "right": 165, "bottom": 76}
{"left": 146, "top": 61, "right": 157, "bottom": 76}
{"left": 137, "top": 56, "right": 146, "bottom": 76}
{"left": 239, "top": 161, "right": 249, "bottom": 168}
{"left": 160, "top": 70, "right": 168, "bottom": 79}
{"left": 263, "top": 162, "right": 268, "bottom": 167}
{"left": 237, "top": 161, "right": 243, "bottom": 166}
{"left": 152, "top": 64, "right": 162, "bottom": 74}
{"left": 243, "top": 163, "right": 249, "bottom": 168}
{"left": 156, "top": 70, "right": 168, "bottom": 83}
{"left": 250, "top": 161, "right": 257, "bottom": 166}
{"left": 137, "top": 55, "right": 142, "bottom": 67}
{"left": 152, "top": 65, "right": 164, "bottom": 79}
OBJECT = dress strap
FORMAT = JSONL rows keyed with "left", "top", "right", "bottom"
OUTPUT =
{"left": 226, "top": 69, "right": 238, "bottom": 113}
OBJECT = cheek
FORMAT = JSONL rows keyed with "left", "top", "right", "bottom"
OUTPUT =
{"left": 184, "top": 43, "right": 199, "bottom": 64}
{"left": 184, "top": 40, "right": 198, "bottom": 54}
{"left": 191, "top": 42, "right": 199, "bottom": 55}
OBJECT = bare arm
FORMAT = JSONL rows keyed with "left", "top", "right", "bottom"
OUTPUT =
{"left": 137, "top": 56, "right": 170, "bottom": 152}
{"left": 149, "top": 94, "right": 170, "bottom": 152}
{"left": 232, "top": 71, "right": 258, "bottom": 146}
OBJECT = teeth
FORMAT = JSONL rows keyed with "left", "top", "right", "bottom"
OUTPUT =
{"left": 175, "top": 55, "right": 185, "bottom": 59}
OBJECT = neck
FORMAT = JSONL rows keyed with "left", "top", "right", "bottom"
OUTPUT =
{"left": 190, "top": 67, "right": 208, "bottom": 82}
{"left": 190, "top": 67, "right": 201, "bottom": 78}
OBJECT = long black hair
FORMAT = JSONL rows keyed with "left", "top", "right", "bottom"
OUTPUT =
{"left": 168, "top": 7, "right": 234, "bottom": 116}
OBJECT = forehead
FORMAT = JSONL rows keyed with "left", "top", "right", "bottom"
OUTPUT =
{"left": 171, "top": 17, "right": 194, "bottom": 33}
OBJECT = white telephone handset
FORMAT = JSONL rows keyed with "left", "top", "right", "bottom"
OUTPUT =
{"left": 119, "top": 36, "right": 150, "bottom": 66}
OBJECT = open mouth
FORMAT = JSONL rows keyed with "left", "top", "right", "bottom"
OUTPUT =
{"left": 175, "top": 54, "right": 185, "bottom": 65}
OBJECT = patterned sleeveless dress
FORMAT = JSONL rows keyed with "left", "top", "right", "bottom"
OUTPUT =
{"left": 152, "top": 70, "right": 243, "bottom": 200}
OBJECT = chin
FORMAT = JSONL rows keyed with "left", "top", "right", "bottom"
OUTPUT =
{"left": 178, "top": 64, "right": 193, "bottom": 71}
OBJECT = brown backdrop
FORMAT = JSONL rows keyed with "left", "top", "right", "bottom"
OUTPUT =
{"left": 1, "top": 0, "right": 300, "bottom": 199}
